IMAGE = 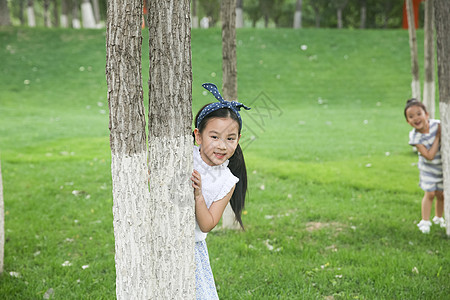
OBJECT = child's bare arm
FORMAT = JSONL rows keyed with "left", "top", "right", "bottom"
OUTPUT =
{"left": 415, "top": 125, "right": 441, "bottom": 160}
{"left": 191, "top": 170, "right": 235, "bottom": 233}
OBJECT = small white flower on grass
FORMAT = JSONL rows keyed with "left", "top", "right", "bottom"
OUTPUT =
{"left": 74, "top": 219, "right": 79, "bottom": 223}
{"left": 409, "top": 241, "right": 414, "bottom": 246}
{"left": 99, "top": 109, "right": 106, "bottom": 114}
{"left": 82, "top": 265, "right": 90, "bottom": 270}
{"left": 211, "top": 72, "right": 216, "bottom": 77}
{"left": 79, "top": 66, "right": 85, "bottom": 71}
{"left": 264, "top": 239, "right": 274, "bottom": 251}
{"left": 344, "top": 55, "right": 349, "bottom": 60}
{"left": 298, "top": 120, "right": 305, "bottom": 125}
{"left": 363, "top": 120, "right": 369, "bottom": 125}
{"left": 265, "top": 215, "right": 273, "bottom": 219}
{"left": 376, "top": 102, "right": 382, "bottom": 106}
{"left": 412, "top": 267, "right": 419, "bottom": 274}
{"left": 325, "top": 121, "right": 332, "bottom": 126}
{"left": 43, "top": 288, "right": 54, "bottom": 299}
{"left": 248, "top": 244, "right": 255, "bottom": 249}
{"left": 261, "top": 44, "right": 266, "bottom": 49}
{"left": 318, "top": 97, "right": 323, "bottom": 104}
{"left": 65, "top": 238, "right": 74, "bottom": 243}
{"left": 287, "top": 194, "right": 292, "bottom": 198}
{"left": 259, "top": 60, "right": 263, "bottom": 65}
{"left": 276, "top": 74, "right": 281, "bottom": 79}
{"left": 87, "top": 66, "right": 92, "bottom": 71}
{"left": 385, "top": 152, "right": 390, "bottom": 156}
{"left": 260, "top": 184, "right": 265, "bottom": 190}
{"left": 300, "top": 44, "right": 308, "bottom": 51}
{"left": 351, "top": 226, "right": 357, "bottom": 230}
{"left": 62, "top": 261, "right": 72, "bottom": 267}
{"left": 202, "top": 91, "right": 208, "bottom": 96}
{"left": 335, "top": 274, "right": 343, "bottom": 278}
{"left": 97, "top": 101, "right": 103, "bottom": 107}
{"left": 24, "top": 79, "right": 30, "bottom": 85}
{"left": 34, "top": 251, "right": 41, "bottom": 257}
{"left": 9, "top": 272, "right": 20, "bottom": 278}
{"left": 365, "top": 163, "right": 372, "bottom": 168}
{"left": 252, "top": 170, "right": 257, "bottom": 174}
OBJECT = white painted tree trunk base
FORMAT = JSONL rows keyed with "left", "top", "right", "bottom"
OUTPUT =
{"left": 0, "top": 161, "right": 4, "bottom": 274}
{"left": 72, "top": 18, "right": 81, "bottom": 29}
{"left": 236, "top": 8, "right": 244, "bottom": 28}
{"left": 27, "top": 7, "right": 36, "bottom": 27}
{"left": 439, "top": 102, "right": 450, "bottom": 236}
{"left": 222, "top": 203, "right": 241, "bottom": 230}
{"left": 293, "top": 11, "right": 302, "bottom": 29}
{"left": 411, "top": 79, "right": 421, "bottom": 101}
{"left": 60, "top": 15, "right": 69, "bottom": 28}
{"left": 423, "top": 81, "right": 435, "bottom": 118}
{"left": 192, "top": 16, "right": 199, "bottom": 28}
{"left": 81, "top": 2, "right": 96, "bottom": 28}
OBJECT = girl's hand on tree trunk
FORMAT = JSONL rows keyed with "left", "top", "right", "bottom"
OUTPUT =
{"left": 191, "top": 170, "right": 202, "bottom": 200}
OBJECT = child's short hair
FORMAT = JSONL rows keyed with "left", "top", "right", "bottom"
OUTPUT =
{"left": 404, "top": 98, "right": 428, "bottom": 119}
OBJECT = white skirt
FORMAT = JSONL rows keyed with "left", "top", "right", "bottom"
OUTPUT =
{"left": 195, "top": 240, "right": 219, "bottom": 300}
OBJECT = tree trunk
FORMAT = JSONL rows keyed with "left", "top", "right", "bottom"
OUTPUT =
{"left": 360, "top": 0, "right": 366, "bottom": 29}
{"left": 236, "top": 0, "right": 244, "bottom": 28}
{"left": 107, "top": 0, "right": 195, "bottom": 297}
{"left": 61, "top": 0, "right": 69, "bottom": 28}
{"left": 0, "top": 0, "right": 11, "bottom": 26}
{"left": 0, "top": 161, "right": 4, "bottom": 274}
{"left": 406, "top": 0, "right": 421, "bottom": 101}
{"left": 44, "top": 0, "right": 51, "bottom": 27}
{"left": 147, "top": 0, "right": 196, "bottom": 297}
{"left": 435, "top": 0, "right": 450, "bottom": 236}
{"left": 192, "top": 0, "right": 199, "bottom": 28}
{"left": 52, "top": 0, "right": 59, "bottom": 27}
{"left": 424, "top": 0, "right": 435, "bottom": 118}
{"left": 221, "top": 0, "right": 241, "bottom": 230}
{"left": 293, "top": 0, "right": 302, "bottom": 29}
{"left": 337, "top": 8, "right": 343, "bottom": 28}
{"left": 27, "top": 0, "right": 36, "bottom": 27}
{"left": 313, "top": 7, "right": 320, "bottom": 28}
{"left": 19, "top": 0, "right": 25, "bottom": 25}
{"left": 72, "top": 0, "right": 81, "bottom": 29}
{"left": 92, "top": 0, "right": 101, "bottom": 25}
{"left": 81, "top": 0, "right": 96, "bottom": 28}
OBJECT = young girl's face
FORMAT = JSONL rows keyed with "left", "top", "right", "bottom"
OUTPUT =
{"left": 406, "top": 105, "right": 429, "bottom": 133}
{"left": 194, "top": 117, "right": 241, "bottom": 166}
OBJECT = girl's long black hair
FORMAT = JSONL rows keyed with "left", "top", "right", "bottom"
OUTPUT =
{"left": 194, "top": 105, "right": 248, "bottom": 229}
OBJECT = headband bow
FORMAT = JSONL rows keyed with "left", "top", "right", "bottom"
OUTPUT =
{"left": 196, "top": 83, "right": 251, "bottom": 128}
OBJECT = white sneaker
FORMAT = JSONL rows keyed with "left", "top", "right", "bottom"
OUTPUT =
{"left": 417, "top": 220, "right": 432, "bottom": 234}
{"left": 432, "top": 216, "right": 446, "bottom": 228}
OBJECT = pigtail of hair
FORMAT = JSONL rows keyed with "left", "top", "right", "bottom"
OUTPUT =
{"left": 227, "top": 144, "right": 248, "bottom": 229}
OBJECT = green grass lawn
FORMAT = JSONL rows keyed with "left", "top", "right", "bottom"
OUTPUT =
{"left": 1, "top": 26, "right": 449, "bottom": 299}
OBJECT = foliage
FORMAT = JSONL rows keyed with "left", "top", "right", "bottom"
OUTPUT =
{"left": 1, "top": 26, "right": 449, "bottom": 299}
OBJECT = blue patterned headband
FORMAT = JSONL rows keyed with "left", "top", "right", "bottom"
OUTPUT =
{"left": 196, "top": 83, "right": 251, "bottom": 129}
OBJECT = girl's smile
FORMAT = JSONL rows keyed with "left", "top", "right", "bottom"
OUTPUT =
{"left": 194, "top": 117, "right": 241, "bottom": 166}
{"left": 406, "top": 106, "right": 430, "bottom": 133}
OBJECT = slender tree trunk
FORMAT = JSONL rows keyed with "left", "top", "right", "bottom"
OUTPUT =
{"left": 19, "top": 0, "right": 25, "bottom": 25}
{"left": 72, "top": 0, "right": 81, "bottom": 29}
{"left": 147, "top": 0, "right": 196, "bottom": 297}
{"left": 52, "top": 0, "right": 59, "bottom": 27}
{"left": 61, "top": 0, "right": 69, "bottom": 28}
{"left": 360, "top": 0, "right": 366, "bottom": 29}
{"left": 435, "top": 0, "right": 450, "bottom": 236}
{"left": 236, "top": 0, "right": 244, "bottom": 28}
{"left": 406, "top": 0, "right": 421, "bottom": 101}
{"left": 313, "top": 7, "right": 320, "bottom": 28}
{"left": 337, "top": 9, "right": 343, "bottom": 28}
{"left": 192, "top": 0, "right": 199, "bottom": 28}
{"left": 0, "top": 0, "right": 11, "bottom": 26}
{"left": 0, "top": 161, "right": 4, "bottom": 274}
{"left": 92, "top": 0, "right": 100, "bottom": 25}
{"left": 221, "top": 0, "right": 241, "bottom": 230}
{"left": 81, "top": 0, "right": 96, "bottom": 28}
{"left": 27, "top": 0, "right": 36, "bottom": 27}
{"left": 424, "top": 0, "right": 435, "bottom": 118}
{"left": 44, "top": 0, "right": 51, "bottom": 27}
{"left": 293, "top": 0, "right": 302, "bottom": 29}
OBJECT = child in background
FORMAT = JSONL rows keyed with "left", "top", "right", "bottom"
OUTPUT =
{"left": 405, "top": 99, "right": 445, "bottom": 233}
{"left": 191, "top": 83, "right": 250, "bottom": 299}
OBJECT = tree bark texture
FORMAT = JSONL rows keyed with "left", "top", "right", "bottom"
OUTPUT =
{"left": 0, "top": 161, "right": 4, "bottom": 274}
{"left": 44, "top": 0, "right": 51, "bottom": 27}
{"left": 221, "top": 0, "right": 238, "bottom": 101}
{"left": 406, "top": 0, "right": 421, "bottom": 101}
{"left": 61, "top": 0, "right": 69, "bottom": 28}
{"left": 0, "top": 0, "right": 12, "bottom": 26}
{"left": 424, "top": 0, "right": 435, "bottom": 118}
{"left": 106, "top": 0, "right": 152, "bottom": 298}
{"left": 435, "top": 0, "right": 450, "bottom": 236}
{"left": 72, "top": 0, "right": 81, "bottom": 29}
{"left": 221, "top": 0, "right": 241, "bottom": 230}
{"left": 147, "top": 0, "right": 196, "bottom": 298}
{"left": 360, "top": 0, "right": 366, "bottom": 29}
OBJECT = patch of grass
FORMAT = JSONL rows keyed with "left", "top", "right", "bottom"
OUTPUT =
{"left": 1, "top": 27, "right": 449, "bottom": 299}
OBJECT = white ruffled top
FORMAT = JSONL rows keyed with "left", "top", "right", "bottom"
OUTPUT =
{"left": 193, "top": 145, "right": 239, "bottom": 242}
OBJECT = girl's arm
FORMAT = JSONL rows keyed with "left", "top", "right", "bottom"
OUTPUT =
{"left": 416, "top": 124, "right": 441, "bottom": 160}
{"left": 191, "top": 170, "right": 235, "bottom": 233}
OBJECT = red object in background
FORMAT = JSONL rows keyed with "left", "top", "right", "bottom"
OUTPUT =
{"left": 403, "top": 0, "right": 424, "bottom": 29}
